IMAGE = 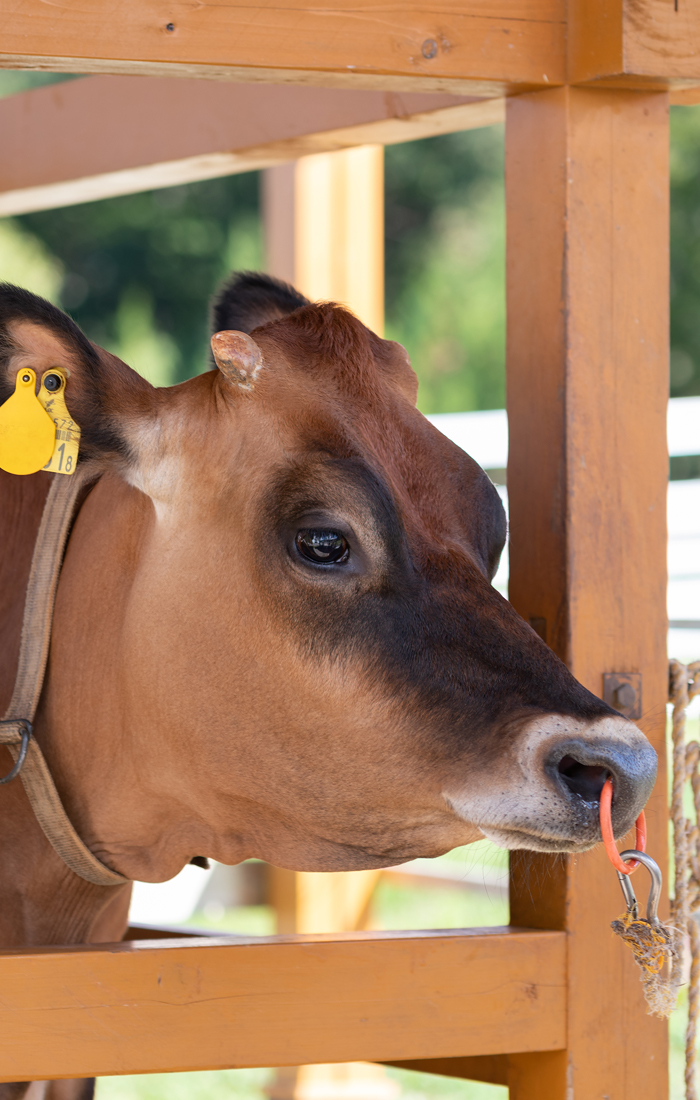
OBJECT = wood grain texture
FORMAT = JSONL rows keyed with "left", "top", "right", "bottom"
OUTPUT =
{"left": 0, "top": 76, "right": 502, "bottom": 216}
{"left": 506, "top": 86, "right": 669, "bottom": 1099}
{"left": 295, "top": 145, "right": 384, "bottom": 334}
{"left": 0, "top": 1, "right": 565, "bottom": 92}
{"left": 0, "top": 929, "right": 565, "bottom": 1082}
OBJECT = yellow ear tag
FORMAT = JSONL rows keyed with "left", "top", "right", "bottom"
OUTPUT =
{"left": 0, "top": 368, "right": 56, "bottom": 475}
{"left": 38, "top": 370, "right": 80, "bottom": 476}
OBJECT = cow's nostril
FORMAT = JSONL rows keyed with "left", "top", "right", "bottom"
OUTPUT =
{"left": 557, "top": 755, "right": 610, "bottom": 803}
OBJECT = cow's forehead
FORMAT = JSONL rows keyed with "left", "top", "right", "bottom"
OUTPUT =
{"left": 251, "top": 303, "right": 415, "bottom": 404}
{"left": 7, "top": 320, "right": 78, "bottom": 371}
{"left": 222, "top": 353, "right": 505, "bottom": 579}
{"left": 249, "top": 348, "right": 488, "bottom": 507}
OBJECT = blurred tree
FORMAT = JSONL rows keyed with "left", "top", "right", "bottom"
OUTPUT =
{"left": 385, "top": 127, "right": 504, "bottom": 414}
{"left": 670, "top": 104, "right": 700, "bottom": 399}
{"left": 0, "top": 72, "right": 257, "bottom": 385}
{"left": 0, "top": 69, "right": 505, "bottom": 405}
{"left": 0, "top": 218, "right": 63, "bottom": 301}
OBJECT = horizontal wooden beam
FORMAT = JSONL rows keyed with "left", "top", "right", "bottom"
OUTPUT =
{"left": 0, "top": 928, "right": 565, "bottom": 1082}
{"left": 0, "top": 76, "right": 503, "bottom": 216}
{"left": 0, "top": 1, "right": 565, "bottom": 95}
{"left": 1, "top": 3, "right": 697, "bottom": 95}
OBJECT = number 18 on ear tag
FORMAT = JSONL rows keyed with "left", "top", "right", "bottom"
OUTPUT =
{"left": 38, "top": 370, "right": 80, "bottom": 475}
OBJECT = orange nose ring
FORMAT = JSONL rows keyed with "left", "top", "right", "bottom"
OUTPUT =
{"left": 600, "top": 776, "right": 646, "bottom": 874}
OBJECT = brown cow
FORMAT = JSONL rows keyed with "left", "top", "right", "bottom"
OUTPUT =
{"left": 0, "top": 275, "right": 656, "bottom": 1100}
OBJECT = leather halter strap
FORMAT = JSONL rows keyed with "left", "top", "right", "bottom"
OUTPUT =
{"left": 0, "top": 469, "right": 128, "bottom": 887}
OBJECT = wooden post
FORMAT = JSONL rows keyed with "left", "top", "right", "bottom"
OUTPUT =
{"left": 506, "top": 87, "right": 669, "bottom": 1098}
{"left": 262, "top": 162, "right": 296, "bottom": 286}
{"left": 263, "top": 144, "right": 387, "bottom": 1100}
{"left": 264, "top": 145, "right": 384, "bottom": 335}
{"left": 263, "top": 143, "right": 385, "bottom": 937}
{"left": 268, "top": 863, "right": 380, "bottom": 936}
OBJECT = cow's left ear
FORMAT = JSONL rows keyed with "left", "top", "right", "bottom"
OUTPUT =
{"left": 0, "top": 284, "right": 159, "bottom": 470}
{"left": 211, "top": 330, "right": 263, "bottom": 390}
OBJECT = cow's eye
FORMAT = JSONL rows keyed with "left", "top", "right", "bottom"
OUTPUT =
{"left": 295, "top": 529, "right": 349, "bottom": 565}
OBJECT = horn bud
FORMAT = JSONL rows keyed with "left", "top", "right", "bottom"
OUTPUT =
{"left": 211, "top": 331, "right": 263, "bottom": 388}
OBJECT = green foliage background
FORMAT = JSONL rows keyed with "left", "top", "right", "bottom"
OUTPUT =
{"left": 10, "top": 121, "right": 507, "bottom": 414}
{"left": 3, "top": 73, "right": 699, "bottom": 414}
{"left": 0, "top": 72, "right": 507, "bottom": 413}
{"left": 670, "top": 106, "right": 700, "bottom": 398}
{"left": 20, "top": 175, "right": 262, "bottom": 387}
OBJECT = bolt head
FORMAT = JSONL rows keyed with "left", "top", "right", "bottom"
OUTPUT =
{"left": 422, "top": 38, "right": 438, "bottom": 59}
{"left": 614, "top": 682, "right": 637, "bottom": 710}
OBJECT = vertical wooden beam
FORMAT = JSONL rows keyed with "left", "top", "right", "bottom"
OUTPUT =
{"left": 264, "top": 144, "right": 385, "bottom": 939}
{"left": 264, "top": 146, "right": 384, "bottom": 334}
{"left": 506, "top": 87, "right": 669, "bottom": 1098}
{"left": 262, "top": 163, "right": 296, "bottom": 286}
{"left": 264, "top": 146, "right": 385, "bottom": 940}
{"left": 263, "top": 143, "right": 387, "bottom": 1100}
{"left": 264, "top": 141, "right": 383, "bottom": 937}
{"left": 268, "top": 865, "right": 380, "bottom": 935}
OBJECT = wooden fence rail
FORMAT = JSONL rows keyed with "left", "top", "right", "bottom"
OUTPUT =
{"left": 0, "top": 929, "right": 565, "bottom": 1083}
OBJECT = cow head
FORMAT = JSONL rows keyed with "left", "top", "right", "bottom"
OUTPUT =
{"left": 0, "top": 278, "right": 656, "bottom": 881}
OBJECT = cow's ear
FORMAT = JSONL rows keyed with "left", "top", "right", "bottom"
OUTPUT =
{"left": 0, "top": 284, "right": 157, "bottom": 469}
{"left": 211, "top": 330, "right": 264, "bottom": 389}
{"left": 211, "top": 271, "right": 309, "bottom": 336}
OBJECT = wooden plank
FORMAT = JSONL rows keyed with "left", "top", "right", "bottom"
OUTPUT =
{"left": 268, "top": 865, "right": 382, "bottom": 933}
{"left": 1, "top": 2, "right": 698, "bottom": 97}
{"left": 505, "top": 86, "right": 669, "bottom": 1098}
{"left": 295, "top": 145, "right": 384, "bottom": 334}
{"left": 570, "top": 0, "right": 700, "bottom": 86}
{"left": 0, "top": 928, "right": 565, "bottom": 1082}
{"left": 0, "top": 1, "right": 565, "bottom": 94}
{"left": 0, "top": 75, "right": 502, "bottom": 216}
{"left": 264, "top": 144, "right": 386, "bottom": 336}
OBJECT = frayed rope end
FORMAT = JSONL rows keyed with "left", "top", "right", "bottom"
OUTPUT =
{"left": 611, "top": 912, "right": 682, "bottom": 1018}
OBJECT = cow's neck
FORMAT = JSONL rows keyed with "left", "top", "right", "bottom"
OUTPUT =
{"left": 0, "top": 470, "right": 132, "bottom": 947}
{"left": 33, "top": 472, "right": 238, "bottom": 885}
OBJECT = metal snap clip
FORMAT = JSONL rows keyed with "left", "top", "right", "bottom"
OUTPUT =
{"left": 616, "top": 849, "right": 663, "bottom": 926}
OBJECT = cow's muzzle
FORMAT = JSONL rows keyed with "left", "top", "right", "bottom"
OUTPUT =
{"left": 445, "top": 713, "right": 658, "bottom": 854}
{"left": 546, "top": 734, "right": 657, "bottom": 836}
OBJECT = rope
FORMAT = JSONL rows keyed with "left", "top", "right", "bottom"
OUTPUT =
{"left": 610, "top": 909, "right": 679, "bottom": 1016}
{"left": 670, "top": 657, "right": 700, "bottom": 1100}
